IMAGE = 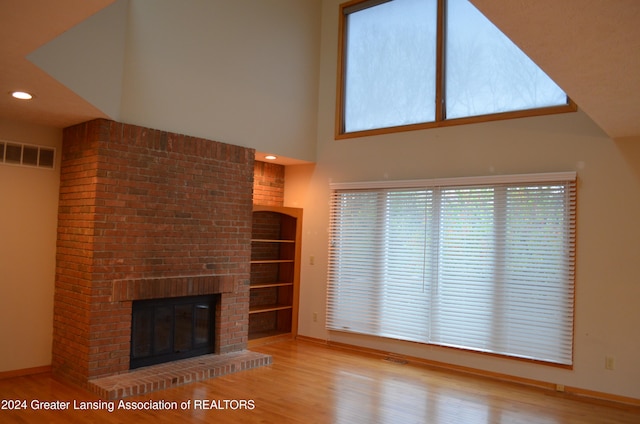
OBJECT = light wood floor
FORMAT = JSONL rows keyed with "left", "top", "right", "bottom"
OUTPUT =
{"left": 1, "top": 339, "right": 638, "bottom": 423}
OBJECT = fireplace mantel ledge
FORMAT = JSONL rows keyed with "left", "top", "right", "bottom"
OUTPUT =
{"left": 110, "top": 275, "right": 238, "bottom": 302}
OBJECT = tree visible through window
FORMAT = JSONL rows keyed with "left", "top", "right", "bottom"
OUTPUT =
{"left": 337, "top": 0, "right": 575, "bottom": 136}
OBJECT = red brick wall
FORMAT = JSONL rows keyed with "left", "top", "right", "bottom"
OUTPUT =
{"left": 253, "top": 161, "right": 284, "bottom": 206}
{"left": 53, "top": 119, "right": 255, "bottom": 385}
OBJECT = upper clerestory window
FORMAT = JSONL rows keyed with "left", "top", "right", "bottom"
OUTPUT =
{"left": 336, "top": 0, "right": 577, "bottom": 138}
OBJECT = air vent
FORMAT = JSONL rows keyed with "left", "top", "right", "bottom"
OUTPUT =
{"left": 0, "top": 140, "right": 55, "bottom": 169}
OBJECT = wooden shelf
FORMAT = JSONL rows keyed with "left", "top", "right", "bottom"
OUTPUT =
{"left": 251, "top": 239, "right": 295, "bottom": 243}
{"left": 249, "top": 303, "right": 293, "bottom": 314}
{"left": 250, "top": 281, "right": 293, "bottom": 289}
{"left": 250, "top": 259, "right": 295, "bottom": 264}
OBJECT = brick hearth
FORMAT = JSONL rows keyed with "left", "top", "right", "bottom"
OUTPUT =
{"left": 88, "top": 350, "right": 272, "bottom": 400}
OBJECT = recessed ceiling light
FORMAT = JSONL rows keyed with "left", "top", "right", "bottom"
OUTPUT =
{"left": 265, "top": 155, "right": 277, "bottom": 160}
{"left": 11, "top": 91, "right": 33, "bottom": 100}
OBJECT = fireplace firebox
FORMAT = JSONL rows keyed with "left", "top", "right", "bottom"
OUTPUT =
{"left": 130, "top": 295, "right": 218, "bottom": 369}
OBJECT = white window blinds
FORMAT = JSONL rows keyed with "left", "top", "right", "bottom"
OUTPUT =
{"left": 327, "top": 172, "right": 576, "bottom": 365}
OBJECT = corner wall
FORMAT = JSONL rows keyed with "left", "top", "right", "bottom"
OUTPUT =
{"left": 0, "top": 119, "right": 61, "bottom": 374}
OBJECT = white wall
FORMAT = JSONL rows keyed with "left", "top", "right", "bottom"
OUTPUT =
{"left": 0, "top": 119, "right": 61, "bottom": 372}
{"left": 25, "top": 0, "right": 322, "bottom": 162}
{"left": 27, "top": 0, "right": 129, "bottom": 122}
{"left": 119, "top": 0, "right": 321, "bottom": 162}
{"left": 285, "top": 0, "right": 640, "bottom": 400}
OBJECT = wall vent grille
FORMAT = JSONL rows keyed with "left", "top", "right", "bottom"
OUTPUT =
{"left": 0, "top": 140, "right": 55, "bottom": 169}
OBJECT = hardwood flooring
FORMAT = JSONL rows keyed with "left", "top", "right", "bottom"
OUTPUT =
{"left": 1, "top": 339, "right": 638, "bottom": 423}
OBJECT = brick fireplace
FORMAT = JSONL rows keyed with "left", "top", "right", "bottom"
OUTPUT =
{"left": 52, "top": 119, "right": 257, "bottom": 388}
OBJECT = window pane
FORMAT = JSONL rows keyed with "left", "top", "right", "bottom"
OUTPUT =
{"left": 344, "top": 0, "right": 437, "bottom": 132}
{"left": 381, "top": 190, "right": 432, "bottom": 342}
{"left": 500, "top": 185, "right": 574, "bottom": 363}
{"left": 432, "top": 187, "right": 495, "bottom": 350}
{"left": 327, "top": 191, "right": 383, "bottom": 334}
{"left": 445, "top": 0, "right": 567, "bottom": 119}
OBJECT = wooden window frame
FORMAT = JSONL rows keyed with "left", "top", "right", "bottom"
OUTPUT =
{"left": 335, "top": 0, "right": 577, "bottom": 140}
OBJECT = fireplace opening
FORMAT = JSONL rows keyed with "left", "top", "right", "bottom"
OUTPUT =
{"left": 130, "top": 295, "right": 219, "bottom": 369}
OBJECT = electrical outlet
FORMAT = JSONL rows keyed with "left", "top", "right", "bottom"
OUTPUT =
{"left": 555, "top": 384, "right": 565, "bottom": 392}
{"left": 310, "top": 255, "right": 315, "bottom": 265}
{"left": 313, "top": 312, "right": 318, "bottom": 322}
{"left": 605, "top": 356, "right": 615, "bottom": 370}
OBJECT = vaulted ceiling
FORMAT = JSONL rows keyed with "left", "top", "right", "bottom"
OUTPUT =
{"left": 0, "top": 0, "right": 114, "bottom": 128}
{"left": 1, "top": 0, "right": 639, "bottom": 143}
{"left": 470, "top": 0, "right": 640, "bottom": 140}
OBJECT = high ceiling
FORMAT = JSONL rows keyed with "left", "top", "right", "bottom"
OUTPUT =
{"left": 1, "top": 0, "right": 639, "bottom": 141}
{"left": 0, "top": 0, "right": 114, "bottom": 128}
{"left": 471, "top": 0, "right": 640, "bottom": 140}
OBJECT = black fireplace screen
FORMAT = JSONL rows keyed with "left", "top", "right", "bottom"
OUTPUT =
{"left": 130, "top": 295, "right": 217, "bottom": 369}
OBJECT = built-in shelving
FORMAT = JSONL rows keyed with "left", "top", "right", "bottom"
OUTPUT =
{"left": 248, "top": 206, "right": 302, "bottom": 346}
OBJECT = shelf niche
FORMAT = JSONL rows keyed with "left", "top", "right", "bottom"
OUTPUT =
{"left": 249, "top": 206, "right": 302, "bottom": 345}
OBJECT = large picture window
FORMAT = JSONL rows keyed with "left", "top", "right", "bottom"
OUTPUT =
{"left": 337, "top": 0, "right": 576, "bottom": 137}
{"left": 327, "top": 172, "right": 576, "bottom": 366}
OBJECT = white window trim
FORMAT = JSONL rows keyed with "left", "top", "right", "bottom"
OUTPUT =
{"left": 330, "top": 171, "right": 576, "bottom": 190}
